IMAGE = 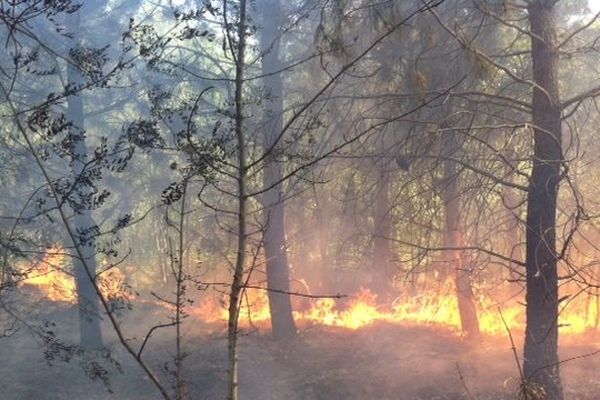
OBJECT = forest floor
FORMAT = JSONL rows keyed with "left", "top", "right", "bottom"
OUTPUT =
{"left": 2, "top": 302, "right": 600, "bottom": 400}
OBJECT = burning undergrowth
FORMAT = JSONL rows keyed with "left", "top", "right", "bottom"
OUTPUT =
{"left": 18, "top": 247, "right": 133, "bottom": 305}
{"left": 7, "top": 248, "right": 600, "bottom": 399}
{"left": 15, "top": 247, "right": 600, "bottom": 338}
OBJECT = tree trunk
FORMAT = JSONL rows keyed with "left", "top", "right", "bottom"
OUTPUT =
{"left": 372, "top": 163, "right": 395, "bottom": 296}
{"left": 313, "top": 187, "right": 333, "bottom": 291}
{"left": 502, "top": 185, "right": 523, "bottom": 275}
{"left": 523, "top": 3, "right": 564, "bottom": 399}
{"left": 259, "top": 0, "right": 297, "bottom": 341}
{"left": 227, "top": 1, "right": 249, "bottom": 398}
{"left": 66, "top": 10, "right": 103, "bottom": 351}
{"left": 442, "top": 133, "right": 480, "bottom": 339}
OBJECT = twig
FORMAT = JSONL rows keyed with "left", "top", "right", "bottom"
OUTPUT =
{"left": 243, "top": 285, "right": 346, "bottom": 299}
{"left": 137, "top": 322, "right": 178, "bottom": 359}
{"left": 499, "top": 306, "right": 524, "bottom": 381}
{"left": 455, "top": 362, "right": 477, "bottom": 400}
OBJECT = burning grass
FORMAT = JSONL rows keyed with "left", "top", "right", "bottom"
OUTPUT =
{"left": 190, "top": 284, "right": 599, "bottom": 338}
{"left": 19, "top": 248, "right": 600, "bottom": 339}
{"left": 8, "top": 245, "right": 600, "bottom": 399}
{"left": 19, "top": 247, "right": 132, "bottom": 304}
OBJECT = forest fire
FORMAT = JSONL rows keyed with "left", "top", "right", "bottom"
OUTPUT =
{"left": 191, "top": 284, "right": 600, "bottom": 336}
{"left": 22, "top": 248, "right": 75, "bottom": 302}
{"left": 22, "top": 247, "right": 600, "bottom": 337}
{"left": 8, "top": 0, "right": 600, "bottom": 398}
{"left": 20, "top": 248, "right": 131, "bottom": 304}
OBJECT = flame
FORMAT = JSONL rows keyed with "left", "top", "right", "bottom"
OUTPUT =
{"left": 22, "top": 248, "right": 76, "bottom": 302}
{"left": 301, "top": 289, "right": 383, "bottom": 329}
{"left": 192, "top": 282, "right": 600, "bottom": 336}
{"left": 21, "top": 247, "right": 131, "bottom": 303}
{"left": 297, "top": 286, "right": 522, "bottom": 334}
{"left": 25, "top": 248, "right": 600, "bottom": 337}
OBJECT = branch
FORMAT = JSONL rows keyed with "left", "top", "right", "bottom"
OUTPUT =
{"left": 561, "top": 83, "right": 600, "bottom": 109}
{"left": 247, "top": 0, "right": 445, "bottom": 170}
{"left": 137, "top": 322, "right": 178, "bottom": 359}
{"left": 243, "top": 285, "right": 346, "bottom": 299}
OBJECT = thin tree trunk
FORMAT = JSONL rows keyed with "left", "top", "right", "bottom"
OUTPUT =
{"left": 227, "top": 1, "right": 249, "bottom": 398}
{"left": 442, "top": 133, "right": 480, "bottom": 339}
{"left": 313, "top": 187, "right": 333, "bottom": 291}
{"left": 258, "top": 0, "right": 297, "bottom": 341}
{"left": 66, "top": 10, "right": 103, "bottom": 351}
{"left": 174, "top": 181, "right": 187, "bottom": 400}
{"left": 156, "top": 217, "right": 169, "bottom": 284}
{"left": 504, "top": 187, "right": 522, "bottom": 254}
{"left": 502, "top": 185, "right": 523, "bottom": 281}
{"left": 372, "top": 163, "right": 394, "bottom": 296}
{"left": 523, "top": 3, "right": 564, "bottom": 398}
{"left": 594, "top": 286, "right": 599, "bottom": 330}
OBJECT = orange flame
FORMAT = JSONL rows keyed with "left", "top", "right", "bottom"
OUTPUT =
{"left": 25, "top": 248, "right": 600, "bottom": 337}
{"left": 192, "top": 283, "right": 600, "bottom": 336}
{"left": 21, "top": 247, "right": 131, "bottom": 303}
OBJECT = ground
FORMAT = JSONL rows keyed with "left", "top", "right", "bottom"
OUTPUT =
{"left": 2, "top": 303, "right": 600, "bottom": 400}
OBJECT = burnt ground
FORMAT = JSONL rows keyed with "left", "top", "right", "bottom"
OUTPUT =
{"left": 2, "top": 303, "right": 600, "bottom": 400}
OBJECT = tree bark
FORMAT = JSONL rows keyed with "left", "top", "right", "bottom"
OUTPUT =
{"left": 313, "top": 186, "right": 333, "bottom": 291}
{"left": 442, "top": 133, "right": 480, "bottom": 339}
{"left": 372, "top": 163, "right": 395, "bottom": 296}
{"left": 227, "top": 1, "right": 249, "bottom": 399}
{"left": 258, "top": 0, "right": 297, "bottom": 341}
{"left": 66, "top": 10, "right": 103, "bottom": 351}
{"left": 523, "top": 2, "right": 564, "bottom": 399}
{"left": 501, "top": 184, "right": 524, "bottom": 285}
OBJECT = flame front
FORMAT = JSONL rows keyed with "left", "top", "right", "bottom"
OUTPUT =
{"left": 21, "top": 247, "right": 131, "bottom": 304}
{"left": 192, "top": 284, "right": 599, "bottom": 336}
{"left": 23, "top": 249, "right": 600, "bottom": 336}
